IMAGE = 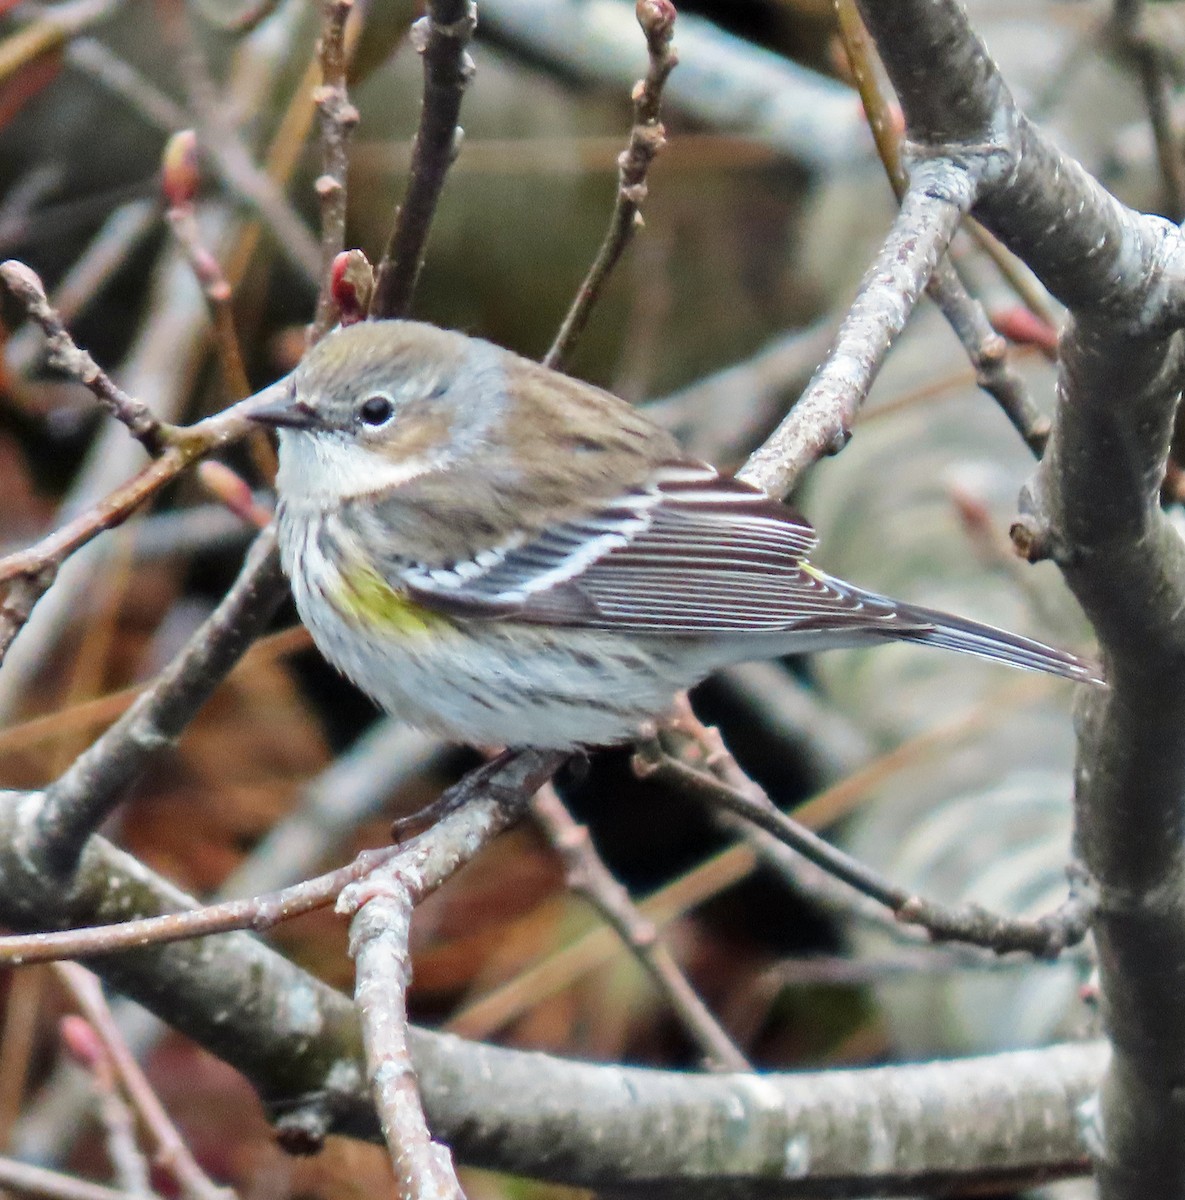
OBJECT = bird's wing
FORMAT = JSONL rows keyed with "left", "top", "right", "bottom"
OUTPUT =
{"left": 401, "top": 463, "right": 917, "bottom": 636}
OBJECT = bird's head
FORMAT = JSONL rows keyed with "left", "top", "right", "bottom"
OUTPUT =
{"left": 248, "top": 319, "right": 508, "bottom": 506}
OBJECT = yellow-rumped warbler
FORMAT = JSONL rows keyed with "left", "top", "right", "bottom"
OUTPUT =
{"left": 249, "top": 319, "right": 1102, "bottom": 749}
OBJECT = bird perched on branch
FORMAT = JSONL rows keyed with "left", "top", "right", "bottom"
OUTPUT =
{"left": 249, "top": 319, "right": 1101, "bottom": 749}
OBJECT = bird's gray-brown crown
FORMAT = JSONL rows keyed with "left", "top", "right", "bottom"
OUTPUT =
{"left": 249, "top": 320, "right": 508, "bottom": 440}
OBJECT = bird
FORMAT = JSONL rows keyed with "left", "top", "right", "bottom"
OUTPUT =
{"left": 247, "top": 319, "right": 1102, "bottom": 750}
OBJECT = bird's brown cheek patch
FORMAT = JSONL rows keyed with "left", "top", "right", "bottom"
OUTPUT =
{"left": 384, "top": 403, "right": 454, "bottom": 461}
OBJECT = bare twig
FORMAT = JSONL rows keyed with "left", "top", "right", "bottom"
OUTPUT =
{"left": 58, "top": 1013, "right": 153, "bottom": 1198}
{"left": 311, "top": 0, "right": 360, "bottom": 340}
{"left": 531, "top": 782, "right": 749, "bottom": 1071}
{"left": 162, "top": 140, "right": 252, "bottom": 402}
{"left": 56, "top": 966, "right": 235, "bottom": 1200}
{"left": 634, "top": 740, "right": 1093, "bottom": 959}
{"left": 447, "top": 677, "right": 1064, "bottom": 1041}
{"left": 340, "top": 749, "right": 564, "bottom": 1200}
{"left": 0, "top": 253, "right": 263, "bottom": 665}
{"left": 0, "top": 746, "right": 544, "bottom": 966}
{"left": 0, "top": 395, "right": 261, "bottom": 673}
{"left": 0, "top": 262, "right": 164, "bottom": 453}
{"left": 1113, "top": 0, "right": 1185, "bottom": 220}
{"left": 0, "top": 1156, "right": 143, "bottom": 1200}
{"left": 544, "top": 0, "right": 678, "bottom": 369}
{"left": 369, "top": 0, "right": 477, "bottom": 319}
{"left": 164, "top": 5, "right": 321, "bottom": 284}
{"left": 0, "top": 844, "right": 395, "bottom": 967}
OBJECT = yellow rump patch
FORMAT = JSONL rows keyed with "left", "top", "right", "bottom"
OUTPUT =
{"left": 337, "top": 564, "right": 448, "bottom": 636}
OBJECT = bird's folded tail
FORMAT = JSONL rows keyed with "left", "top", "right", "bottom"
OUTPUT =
{"left": 881, "top": 596, "right": 1104, "bottom": 685}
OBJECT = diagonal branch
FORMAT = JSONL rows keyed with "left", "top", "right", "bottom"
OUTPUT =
{"left": 530, "top": 782, "right": 749, "bottom": 1071}
{"left": 739, "top": 158, "right": 979, "bottom": 497}
{"left": 27, "top": 530, "right": 285, "bottom": 877}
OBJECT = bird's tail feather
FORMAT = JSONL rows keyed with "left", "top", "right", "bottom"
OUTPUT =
{"left": 884, "top": 598, "right": 1103, "bottom": 685}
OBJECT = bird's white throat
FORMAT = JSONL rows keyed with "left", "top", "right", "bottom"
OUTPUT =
{"left": 275, "top": 428, "right": 440, "bottom": 506}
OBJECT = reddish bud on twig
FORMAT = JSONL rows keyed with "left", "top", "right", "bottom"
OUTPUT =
{"left": 990, "top": 305, "right": 1059, "bottom": 360}
{"left": 198, "top": 461, "right": 273, "bottom": 528}
{"left": 636, "top": 0, "right": 676, "bottom": 47}
{"left": 161, "top": 130, "right": 201, "bottom": 209}
{"left": 59, "top": 1014, "right": 105, "bottom": 1070}
{"left": 331, "top": 249, "right": 375, "bottom": 326}
{"left": 947, "top": 482, "right": 994, "bottom": 537}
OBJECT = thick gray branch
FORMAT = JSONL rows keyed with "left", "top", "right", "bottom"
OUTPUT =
{"left": 854, "top": 2, "right": 1185, "bottom": 1196}
{"left": 0, "top": 789, "right": 1099, "bottom": 1193}
{"left": 857, "top": 0, "right": 1185, "bottom": 325}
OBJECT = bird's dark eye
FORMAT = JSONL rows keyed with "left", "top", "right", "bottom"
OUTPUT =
{"left": 358, "top": 395, "right": 394, "bottom": 426}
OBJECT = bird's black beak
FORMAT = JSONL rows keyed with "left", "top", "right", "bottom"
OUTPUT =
{"left": 244, "top": 376, "right": 319, "bottom": 430}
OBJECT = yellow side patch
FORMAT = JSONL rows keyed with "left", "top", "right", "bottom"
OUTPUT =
{"left": 337, "top": 564, "right": 449, "bottom": 636}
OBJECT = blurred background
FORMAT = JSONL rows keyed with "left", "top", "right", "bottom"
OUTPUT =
{"left": 0, "top": 0, "right": 1168, "bottom": 1196}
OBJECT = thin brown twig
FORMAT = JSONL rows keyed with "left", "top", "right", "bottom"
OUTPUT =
{"left": 531, "top": 782, "right": 749, "bottom": 1071}
{"left": 162, "top": 3, "right": 321, "bottom": 284}
{"left": 165, "top": 203, "right": 252, "bottom": 400}
{"left": 544, "top": 0, "right": 678, "bottom": 370}
{"left": 55, "top": 966, "right": 235, "bottom": 1200}
{"left": 0, "top": 262, "right": 165, "bottom": 453}
{"left": 0, "top": 844, "right": 396, "bottom": 967}
{"left": 0, "top": 751, "right": 554, "bottom": 966}
{"left": 340, "top": 749, "right": 565, "bottom": 1200}
{"left": 444, "top": 675, "right": 1058, "bottom": 1041}
{"left": 369, "top": 0, "right": 477, "bottom": 319}
{"left": 162, "top": 132, "right": 251, "bottom": 402}
{"left": 311, "top": 0, "right": 360, "bottom": 340}
{"left": 0, "top": 257, "right": 267, "bottom": 666}
{"left": 0, "top": 399, "right": 260, "bottom": 672}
